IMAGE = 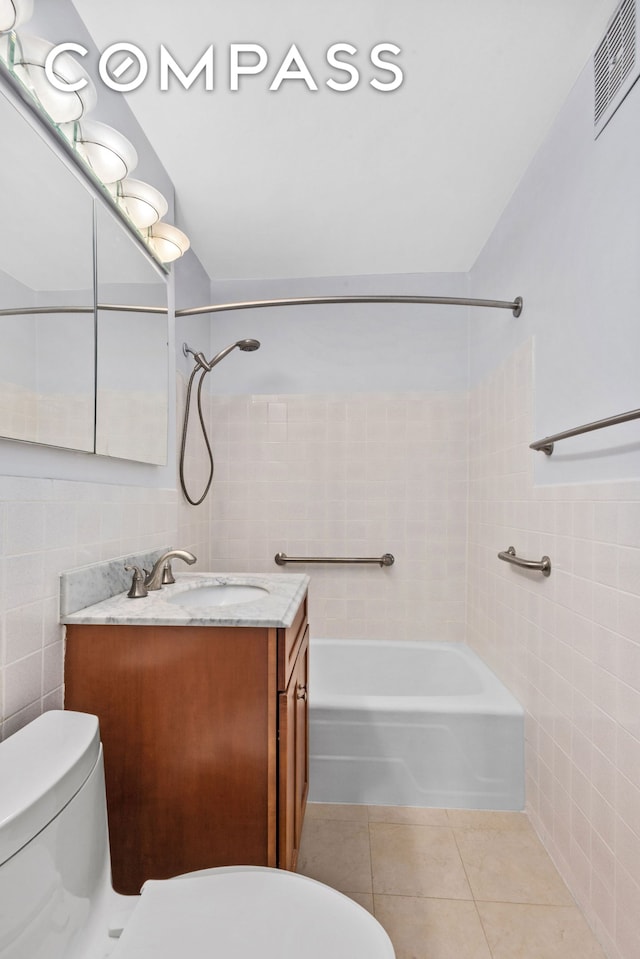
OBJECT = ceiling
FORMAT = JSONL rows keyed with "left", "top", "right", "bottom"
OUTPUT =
{"left": 71, "top": 0, "right": 619, "bottom": 280}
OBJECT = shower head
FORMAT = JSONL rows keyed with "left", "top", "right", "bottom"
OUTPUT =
{"left": 203, "top": 337, "right": 261, "bottom": 371}
{"left": 183, "top": 339, "right": 260, "bottom": 372}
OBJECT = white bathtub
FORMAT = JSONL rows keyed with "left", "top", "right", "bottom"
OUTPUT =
{"left": 309, "top": 640, "right": 524, "bottom": 810}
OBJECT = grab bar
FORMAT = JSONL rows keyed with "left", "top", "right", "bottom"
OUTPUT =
{"left": 275, "top": 552, "right": 395, "bottom": 567}
{"left": 498, "top": 546, "right": 551, "bottom": 577}
{"left": 530, "top": 407, "right": 640, "bottom": 455}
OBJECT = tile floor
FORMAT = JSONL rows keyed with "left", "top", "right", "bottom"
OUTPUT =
{"left": 296, "top": 803, "right": 606, "bottom": 959}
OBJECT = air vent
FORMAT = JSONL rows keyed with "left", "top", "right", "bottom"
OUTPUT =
{"left": 594, "top": 0, "right": 640, "bottom": 136}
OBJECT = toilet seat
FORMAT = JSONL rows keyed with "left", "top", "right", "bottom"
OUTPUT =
{"left": 110, "top": 866, "right": 394, "bottom": 959}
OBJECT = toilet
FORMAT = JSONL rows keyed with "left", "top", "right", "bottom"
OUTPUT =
{"left": 0, "top": 710, "right": 394, "bottom": 958}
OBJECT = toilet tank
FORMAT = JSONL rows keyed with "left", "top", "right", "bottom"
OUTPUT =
{"left": 0, "top": 711, "right": 121, "bottom": 959}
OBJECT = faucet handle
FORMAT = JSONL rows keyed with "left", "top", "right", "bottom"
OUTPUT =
{"left": 124, "top": 565, "right": 148, "bottom": 599}
{"left": 161, "top": 561, "right": 175, "bottom": 585}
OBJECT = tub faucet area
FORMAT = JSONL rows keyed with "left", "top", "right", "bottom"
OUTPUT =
{"left": 144, "top": 549, "right": 197, "bottom": 590}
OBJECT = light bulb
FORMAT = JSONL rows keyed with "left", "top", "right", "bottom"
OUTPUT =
{"left": 3, "top": 33, "right": 96, "bottom": 122}
{"left": 109, "top": 177, "right": 168, "bottom": 228}
{"left": 61, "top": 118, "right": 138, "bottom": 184}
{"left": 146, "top": 222, "right": 190, "bottom": 262}
{"left": 0, "top": 0, "right": 33, "bottom": 33}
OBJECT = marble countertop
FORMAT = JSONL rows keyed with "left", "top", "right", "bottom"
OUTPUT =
{"left": 62, "top": 572, "right": 309, "bottom": 629}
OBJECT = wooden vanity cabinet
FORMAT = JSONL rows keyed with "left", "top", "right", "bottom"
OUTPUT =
{"left": 64, "top": 595, "right": 308, "bottom": 895}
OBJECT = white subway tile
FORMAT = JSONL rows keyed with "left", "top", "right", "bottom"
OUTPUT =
{"left": 4, "top": 604, "right": 43, "bottom": 664}
{"left": 4, "top": 503, "right": 45, "bottom": 556}
{"left": 4, "top": 652, "right": 42, "bottom": 717}
{"left": 617, "top": 503, "right": 640, "bottom": 548}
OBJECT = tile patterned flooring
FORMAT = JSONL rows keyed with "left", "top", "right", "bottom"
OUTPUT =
{"left": 296, "top": 804, "right": 607, "bottom": 959}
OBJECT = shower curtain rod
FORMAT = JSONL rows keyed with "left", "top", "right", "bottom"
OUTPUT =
{"left": 0, "top": 295, "right": 523, "bottom": 319}
{"left": 175, "top": 294, "right": 524, "bottom": 318}
{"left": 0, "top": 305, "right": 166, "bottom": 317}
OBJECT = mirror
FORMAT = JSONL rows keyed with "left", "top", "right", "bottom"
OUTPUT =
{"left": 0, "top": 84, "right": 95, "bottom": 452}
{"left": 95, "top": 204, "right": 168, "bottom": 465}
{"left": 0, "top": 79, "right": 169, "bottom": 464}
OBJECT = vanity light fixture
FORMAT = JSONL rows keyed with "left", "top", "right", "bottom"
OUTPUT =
{"left": 0, "top": 32, "right": 97, "bottom": 122}
{"left": 108, "top": 177, "right": 168, "bottom": 229}
{"left": 61, "top": 117, "right": 138, "bottom": 184}
{"left": 0, "top": 17, "right": 190, "bottom": 264}
{"left": 145, "top": 221, "right": 191, "bottom": 262}
{"left": 0, "top": 0, "right": 33, "bottom": 33}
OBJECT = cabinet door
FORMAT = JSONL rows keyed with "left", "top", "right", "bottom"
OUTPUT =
{"left": 65, "top": 623, "right": 277, "bottom": 894}
{"left": 278, "top": 626, "right": 309, "bottom": 871}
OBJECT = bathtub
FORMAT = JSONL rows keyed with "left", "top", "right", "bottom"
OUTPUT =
{"left": 309, "top": 640, "right": 524, "bottom": 810}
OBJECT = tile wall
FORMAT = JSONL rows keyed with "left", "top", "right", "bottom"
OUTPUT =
{"left": 207, "top": 390, "right": 469, "bottom": 641}
{"left": 466, "top": 340, "right": 640, "bottom": 959}
{"left": 206, "top": 341, "right": 640, "bottom": 959}
{"left": 0, "top": 476, "right": 178, "bottom": 739}
{"left": 0, "top": 374, "right": 213, "bottom": 739}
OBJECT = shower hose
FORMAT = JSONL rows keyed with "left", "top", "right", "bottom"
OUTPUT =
{"left": 179, "top": 362, "right": 214, "bottom": 506}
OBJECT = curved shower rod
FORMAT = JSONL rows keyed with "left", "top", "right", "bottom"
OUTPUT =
{"left": 0, "top": 295, "right": 523, "bottom": 319}
{"left": 175, "top": 294, "right": 523, "bottom": 318}
{"left": 0, "top": 305, "right": 166, "bottom": 317}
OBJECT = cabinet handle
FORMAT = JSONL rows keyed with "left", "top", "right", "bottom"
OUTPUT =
{"left": 296, "top": 683, "right": 307, "bottom": 701}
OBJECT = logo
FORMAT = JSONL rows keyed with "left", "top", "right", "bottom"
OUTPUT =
{"left": 45, "top": 42, "right": 404, "bottom": 94}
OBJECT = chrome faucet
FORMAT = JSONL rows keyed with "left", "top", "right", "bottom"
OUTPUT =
{"left": 144, "top": 549, "right": 197, "bottom": 590}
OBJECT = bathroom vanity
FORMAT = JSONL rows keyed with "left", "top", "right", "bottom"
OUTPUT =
{"left": 63, "top": 573, "right": 309, "bottom": 896}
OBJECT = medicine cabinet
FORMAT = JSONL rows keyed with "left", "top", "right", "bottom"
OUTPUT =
{"left": 0, "top": 82, "right": 169, "bottom": 465}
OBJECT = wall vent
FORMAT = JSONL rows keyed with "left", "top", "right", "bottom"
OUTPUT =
{"left": 594, "top": 0, "right": 640, "bottom": 136}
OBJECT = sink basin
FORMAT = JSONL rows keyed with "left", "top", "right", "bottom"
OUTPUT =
{"left": 166, "top": 584, "right": 269, "bottom": 608}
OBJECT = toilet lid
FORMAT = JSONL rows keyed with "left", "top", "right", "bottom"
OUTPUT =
{"left": 109, "top": 867, "right": 394, "bottom": 959}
